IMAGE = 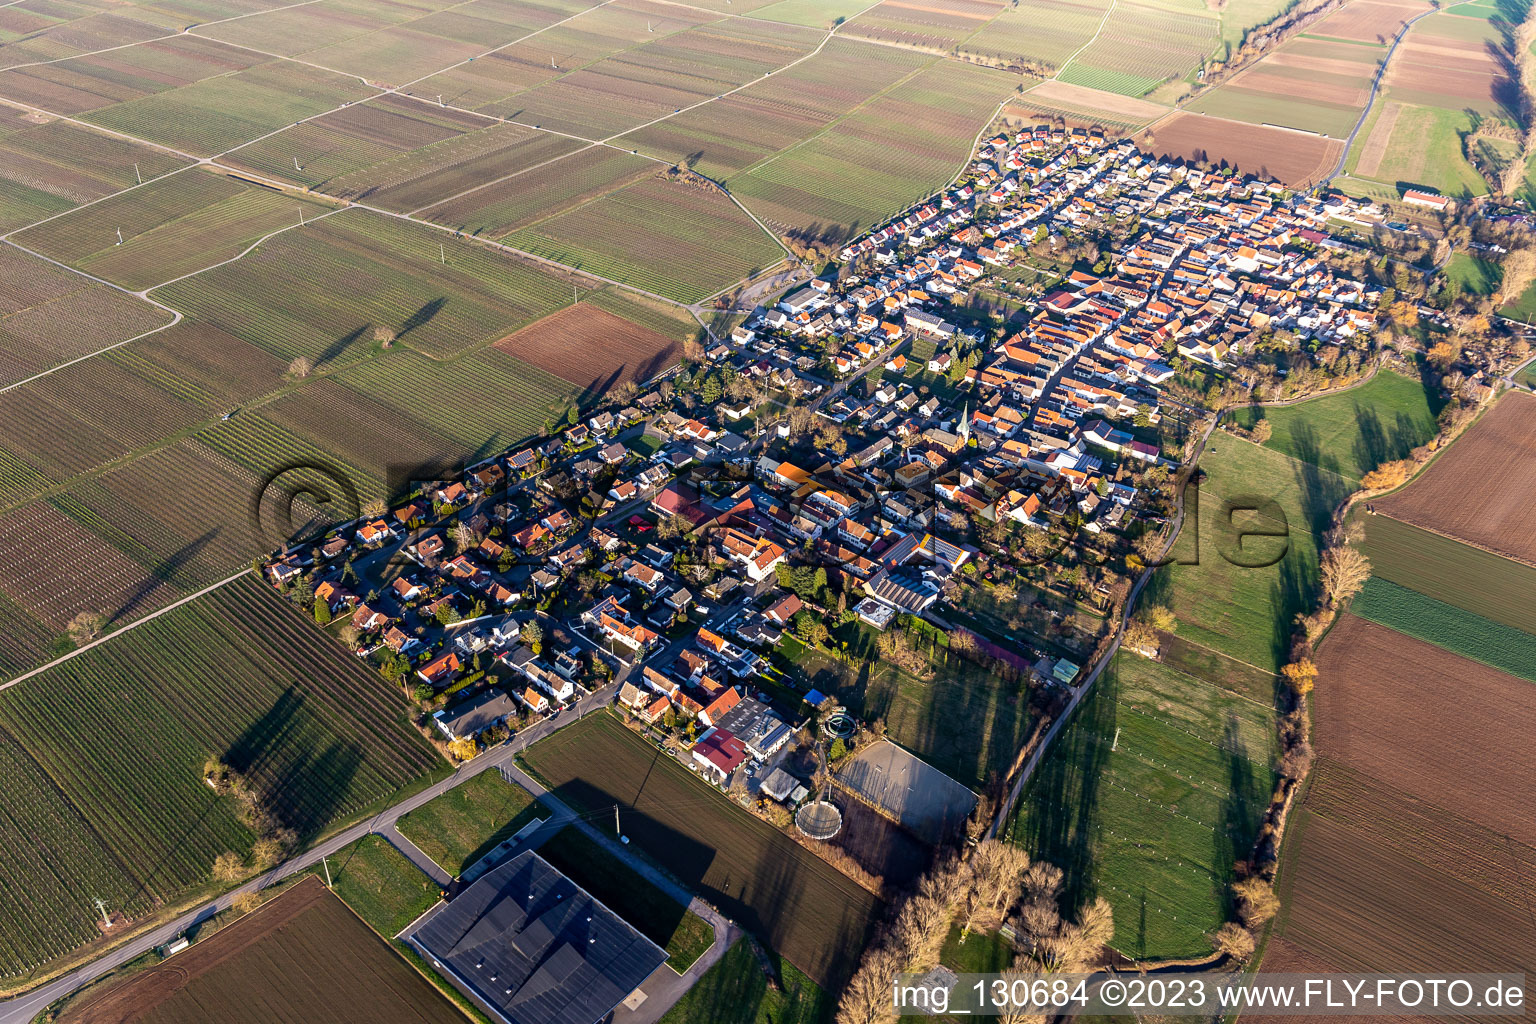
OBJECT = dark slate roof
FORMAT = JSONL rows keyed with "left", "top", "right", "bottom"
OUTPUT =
{"left": 413, "top": 851, "right": 668, "bottom": 1024}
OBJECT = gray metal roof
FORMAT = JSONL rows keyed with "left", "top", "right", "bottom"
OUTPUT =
{"left": 412, "top": 851, "right": 668, "bottom": 1024}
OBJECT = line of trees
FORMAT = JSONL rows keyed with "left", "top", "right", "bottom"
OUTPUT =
{"left": 836, "top": 840, "right": 1113, "bottom": 1024}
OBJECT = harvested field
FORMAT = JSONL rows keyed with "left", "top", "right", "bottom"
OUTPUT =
{"left": 1268, "top": 608, "right": 1536, "bottom": 990}
{"left": 521, "top": 711, "right": 882, "bottom": 988}
{"left": 959, "top": 0, "right": 1112, "bottom": 69}
{"left": 13, "top": 169, "right": 333, "bottom": 291}
{"left": 334, "top": 347, "right": 578, "bottom": 464}
{"left": 729, "top": 59, "right": 1017, "bottom": 242}
{"left": 0, "top": 576, "right": 439, "bottom": 976}
{"left": 1314, "top": 615, "right": 1536, "bottom": 846}
{"left": 60, "top": 438, "right": 335, "bottom": 590}
{"left": 844, "top": 0, "right": 1007, "bottom": 51}
{"left": 617, "top": 39, "right": 930, "bottom": 179}
{"left": 0, "top": 116, "right": 190, "bottom": 232}
{"left": 0, "top": 353, "right": 213, "bottom": 502}
{"left": 492, "top": 299, "right": 684, "bottom": 389}
{"left": 56, "top": 878, "right": 462, "bottom": 1024}
{"left": 0, "top": 35, "right": 265, "bottom": 117}
{"left": 154, "top": 210, "right": 575, "bottom": 365}
{"left": 418, "top": 146, "right": 656, "bottom": 237}
{"left": 1016, "top": 80, "right": 1171, "bottom": 125}
{"left": 233, "top": 115, "right": 587, "bottom": 213}
{"left": 1355, "top": 99, "right": 1402, "bottom": 176}
{"left": 1057, "top": 2, "right": 1218, "bottom": 96}
{"left": 1374, "top": 390, "right": 1536, "bottom": 565}
{"left": 1145, "top": 112, "right": 1343, "bottom": 186}
{"left": 1349, "top": 576, "right": 1536, "bottom": 684}
{"left": 0, "top": 246, "right": 174, "bottom": 388}
{"left": 1359, "top": 513, "right": 1536, "bottom": 636}
{"left": 81, "top": 58, "right": 374, "bottom": 157}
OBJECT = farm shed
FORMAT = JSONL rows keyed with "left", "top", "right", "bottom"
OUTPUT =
{"left": 408, "top": 851, "right": 667, "bottom": 1024}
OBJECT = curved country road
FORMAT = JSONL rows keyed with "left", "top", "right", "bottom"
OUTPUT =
{"left": 1320, "top": 0, "right": 1479, "bottom": 186}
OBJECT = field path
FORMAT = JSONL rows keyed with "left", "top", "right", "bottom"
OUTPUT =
{"left": 1053, "top": 0, "right": 1120, "bottom": 81}
{"left": 989, "top": 414, "right": 1221, "bottom": 837}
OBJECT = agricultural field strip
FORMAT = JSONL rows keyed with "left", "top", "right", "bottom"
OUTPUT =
{"left": 0, "top": 567, "right": 248, "bottom": 692}
{"left": 0, "top": 0, "right": 835, "bottom": 318}
{"left": 1052, "top": 0, "right": 1122, "bottom": 78}
{"left": 140, "top": 206, "right": 349, "bottom": 294}
{"left": 0, "top": 0, "right": 335, "bottom": 77}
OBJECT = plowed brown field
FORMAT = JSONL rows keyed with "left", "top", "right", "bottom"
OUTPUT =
{"left": 1148, "top": 113, "right": 1342, "bottom": 186}
{"left": 494, "top": 302, "right": 681, "bottom": 389}
{"left": 59, "top": 877, "right": 461, "bottom": 1024}
{"left": 1264, "top": 611, "right": 1536, "bottom": 1011}
{"left": 1313, "top": 614, "right": 1536, "bottom": 845}
{"left": 1376, "top": 390, "right": 1536, "bottom": 565}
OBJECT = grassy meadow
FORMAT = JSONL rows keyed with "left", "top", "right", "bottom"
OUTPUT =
{"left": 1228, "top": 370, "right": 1443, "bottom": 484}
{"left": 1008, "top": 654, "right": 1279, "bottom": 958}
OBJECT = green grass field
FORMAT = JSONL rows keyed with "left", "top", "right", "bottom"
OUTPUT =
{"left": 396, "top": 770, "right": 546, "bottom": 877}
{"left": 0, "top": 575, "right": 440, "bottom": 978}
{"left": 1442, "top": 252, "right": 1502, "bottom": 297}
{"left": 320, "top": 833, "right": 443, "bottom": 938}
{"left": 1008, "top": 654, "right": 1279, "bottom": 958}
{"left": 658, "top": 937, "right": 832, "bottom": 1024}
{"left": 1348, "top": 576, "right": 1536, "bottom": 684}
{"left": 521, "top": 711, "right": 882, "bottom": 989}
{"left": 1359, "top": 513, "right": 1536, "bottom": 636}
{"left": 1154, "top": 436, "right": 1345, "bottom": 675}
{"left": 1228, "top": 370, "right": 1443, "bottom": 484}
{"left": 538, "top": 826, "right": 715, "bottom": 971}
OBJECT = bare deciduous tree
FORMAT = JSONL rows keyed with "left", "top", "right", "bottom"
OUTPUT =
{"left": 1233, "top": 877, "right": 1280, "bottom": 926}
{"left": 286, "top": 356, "right": 313, "bottom": 378}
{"left": 67, "top": 610, "right": 105, "bottom": 644}
{"left": 1319, "top": 545, "right": 1371, "bottom": 607}
{"left": 1212, "top": 922, "right": 1256, "bottom": 960}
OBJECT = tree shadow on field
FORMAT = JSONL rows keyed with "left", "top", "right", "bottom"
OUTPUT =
{"left": 395, "top": 297, "right": 446, "bottom": 342}
{"left": 319, "top": 323, "right": 369, "bottom": 368}
{"left": 1013, "top": 659, "right": 1113, "bottom": 940}
{"left": 113, "top": 528, "right": 220, "bottom": 625}
{"left": 1215, "top": 713, "right": 1260, "bottom": 917}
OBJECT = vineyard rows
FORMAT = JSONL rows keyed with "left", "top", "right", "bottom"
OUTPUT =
{"left": 0, "top": 576, "right": 438, "bottom": 977}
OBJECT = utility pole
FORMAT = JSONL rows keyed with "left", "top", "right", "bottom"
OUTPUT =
{"left": 294, "top": 156, "right": 301, "bottom": 172}
{"left": 1111, "top": 727, "right": 1120, "bottom": 751}
{"left": 440, "top": 242, "right": 446, "bottom": 264}
{"left": 323, "top": 856, "right": 333, "bottom": 888}
{"left": 134, "top": 162, "right": 141, "bottom": 185}
{"left": 93, "top": 897, "right": 110, "bottom": 928}
{"left": 299, "top": 206, "right": 305, "bottom": 226}
{"left": 115, "top": 228, "right": 123, "bottom": 246}
{"left": 437, "top": 94, "right": 443, "bottom": 106}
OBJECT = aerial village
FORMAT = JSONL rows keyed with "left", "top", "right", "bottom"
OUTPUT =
{"left": 262, "top": 124, "right": 1390, "bottom": 838}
